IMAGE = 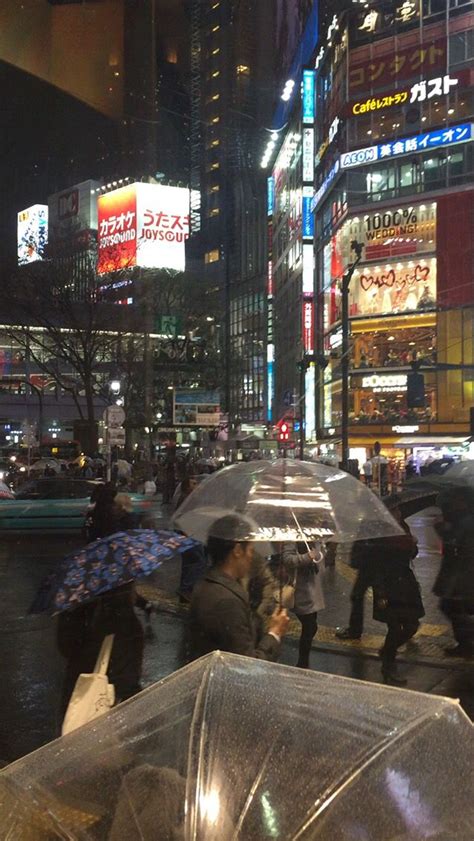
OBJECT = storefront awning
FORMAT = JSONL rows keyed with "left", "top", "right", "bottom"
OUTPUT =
{"left": 396, "top": 436, "right": 470, "bottom": 447}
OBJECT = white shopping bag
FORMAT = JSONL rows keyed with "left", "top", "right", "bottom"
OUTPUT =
{"left": 62, "top": 634, "right": 115, "bottom": 736}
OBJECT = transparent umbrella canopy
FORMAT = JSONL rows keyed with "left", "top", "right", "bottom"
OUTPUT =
{"left": 174, "top": 459, "right": 403, "bottom": 543}
{"left": 1, "top": 652, "right": 473, "bottom": 840}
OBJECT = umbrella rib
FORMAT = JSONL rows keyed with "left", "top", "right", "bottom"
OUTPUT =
{"left": 289, "top": 707, "right": 442, "bottom": 840}
{"left": 184, "top": 656, "right": 214, "bottom": 840}
{"left": 230, "top": 741, "right": 278, "bottom": 840}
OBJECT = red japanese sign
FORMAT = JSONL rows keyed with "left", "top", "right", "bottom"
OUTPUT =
{"left": 97, "top": 185, "right": 137, "bottom": 275}
{"left": 349, "top": 37, "right": 447, "bottom": 93}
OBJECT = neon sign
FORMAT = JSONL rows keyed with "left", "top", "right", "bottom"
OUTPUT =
{"left": 302, "top": 70, "right": 315, "bottom": 124}
{"left": 341, "top": 123, "right": 473, "bottom": 169}
{"left": 351, "top": 74, "right": 458, "bottom": 115}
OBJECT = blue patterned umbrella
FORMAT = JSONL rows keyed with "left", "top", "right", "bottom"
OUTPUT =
{"left": 30, "top": 529, "right": 200, "bottom": 615}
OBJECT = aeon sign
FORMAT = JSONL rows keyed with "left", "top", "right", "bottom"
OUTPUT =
{"left": 97, "top": 183, "right": 189, "bottom": 274}
{"left": 341, "top": 146, "right": 378, "bottom": 168}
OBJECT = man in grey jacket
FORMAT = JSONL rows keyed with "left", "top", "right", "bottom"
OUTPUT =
{"left": 189, "top": 514, "right": 289, "bottom": 661}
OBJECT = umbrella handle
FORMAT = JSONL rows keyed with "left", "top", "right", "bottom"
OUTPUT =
{"left": 94, "top": 634, "right": 114, "bottom": 676}
{"left": 291, "top": 509, "right": 312, "bottom": 554}
{"left": 278, "top": 541, "right": 284, "bottom": 607}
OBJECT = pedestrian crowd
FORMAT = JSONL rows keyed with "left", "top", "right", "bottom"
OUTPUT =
{"left": 55, "top": 472, "right": 474, "bottom": 733}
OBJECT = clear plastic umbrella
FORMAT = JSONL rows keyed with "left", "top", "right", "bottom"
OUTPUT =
{"left": 1, "top": 652, "right": 472, "bottom": 840}
{"left": 173, "top": 460, "right": 403, "bottom": 543}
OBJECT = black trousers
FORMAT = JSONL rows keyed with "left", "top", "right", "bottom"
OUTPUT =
{"left": 381, "top": 617, "right": 419, "bottom": 666}
{"left": 440, "top": 598, "right": 474, "bottom": 649}
{"left": 295, "top": 612, "right": 318, "bottom": 668}
{"left": 348, "top": 567, "right": 373, "bottom": 636}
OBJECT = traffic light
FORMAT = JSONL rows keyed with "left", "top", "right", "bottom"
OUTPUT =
{"left": 279, "top": 422, "right": 290, "bottom": 442}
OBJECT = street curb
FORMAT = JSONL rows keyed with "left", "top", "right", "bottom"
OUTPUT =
{"left": 305, "top": 638, "right": 474, "bottom": 671}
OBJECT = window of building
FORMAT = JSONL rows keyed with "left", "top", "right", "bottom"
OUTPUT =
{"left": 211, "top": 24, "right": 220, "bottom": 32}
{"left": 365, "top": 166, "right": 396, "bottom": 200}
{"left": 211, "top": 70, "right": 220, "bottom": 78}
{"left": 211, "top": 48, "right": 220, "bottom": 56}
{"left": 208, "top": 139, "right": 220, "bottom": 148}
{"left": 236, "top": 65, "right": 250, "bottom": 75}
{"left": 205, "top": 249, "right": 219, "bottom": 264}
{"left": 206, "top": 93, "right": 220, "bottom": 104}
{"left": 211, "top": 116, "right": 220, "bottom": 124}
{"left": 209, "top": 184, "right": 219, "bottom": 193}
{"left": 207, "top": 161, "right": 220, "bottom": 171}
{"left": 449, "top": 29, "right": 474, "bottom": 65}
{"left": 208, "top": 207, "right": 220, "bottom": 217}
{"left": 211, "top": 2, "right": 220, "bottom": 8}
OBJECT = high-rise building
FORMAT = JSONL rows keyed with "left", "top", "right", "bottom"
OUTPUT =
{"left": 0, "top": 0, "right": 190, "bottom": 275}
{"left": 258, "top": 2, "right": 319, "bottom": 440}
{"left": 190, "top": 0, "right": 276, "bottom": 424}
{"left": 312, "top": 0, "right": 474, "bottom": 472}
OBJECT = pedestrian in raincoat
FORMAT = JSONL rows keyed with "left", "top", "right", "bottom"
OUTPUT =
{"left": 281, "top": 541, "right": 326, "bottom": 669}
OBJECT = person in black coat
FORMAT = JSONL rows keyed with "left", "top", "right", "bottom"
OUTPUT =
{"left": 57, "top": 583, "right": 145, "bottom": 717}
{"left": 58, "top": 485, "right": 146, "bottom": 720}
{"left": 434, "top": 487, "right": 474, "bottom": 656}
{"left": 373, "top": 512, "right": 424, "bottom": 685}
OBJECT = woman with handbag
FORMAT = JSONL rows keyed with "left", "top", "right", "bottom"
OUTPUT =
{"left": 280, "top": 541, "right": 326, "bottom": 669}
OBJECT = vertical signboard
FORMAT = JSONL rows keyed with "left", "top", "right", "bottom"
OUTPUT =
{"left": 302, "top": 69, "right": 315, "bottom": 124}
{"left": 267, "top": 176, "right": 274, "bottom": 216}
{"left": 302, "top": 127, "right": 314, "bottom": 182}
{"left": 302, "top": 186, "right": 314, "bottom": 239}
{"left": 302, "top": 296, "right": 314, "bottom": 352}
{"left": 17, "top": 205, "right": 48, "bottom": 265}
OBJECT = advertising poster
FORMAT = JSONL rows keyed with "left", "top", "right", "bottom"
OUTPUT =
{"left": 97, "top": 185, "right": 137, "bottom": 274}
{"left": 173, "top": 389, "right": 221, "bottom": 426}
{"left": 97, "top": 183, "right": 190, "bottom": 275}
{"left": 344, "top": 203, "right": 437, "bottom": 260}
{"left": 17, "top": 205, "right": 48, "bottom": 265}
{"left": 350, "top": 257, "right": 437, "bottom": 318}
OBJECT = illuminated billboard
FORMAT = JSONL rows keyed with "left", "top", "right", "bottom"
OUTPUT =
{"left": 97, "top": 183, "right": 190, "bottom": 275}
{"left": 173, "top": 389, "right": 220, "bottom": 427}
{"left": 350, "top": 257, "right": 437, "bottom": 319}
{"left": 17, "top": 205, "right": 48, "bottom": 265}
{"left": 48, "top": 179, "right": 100, "bottom": 254}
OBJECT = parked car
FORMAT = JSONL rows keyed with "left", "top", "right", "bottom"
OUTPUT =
{"left": 0, "top": 478, "right": 152, "bottom": 532}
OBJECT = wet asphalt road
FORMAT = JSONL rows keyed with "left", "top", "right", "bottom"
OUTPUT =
{"left": 0, "top": 518, "right": 473, "bottom": 766}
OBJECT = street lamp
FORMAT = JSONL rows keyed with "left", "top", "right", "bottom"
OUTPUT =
{"left": 341, "top": 240, "right": 364, "bottom": 471}
{"left": 110, "top": 379, "right": 121, "bottom": 396}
